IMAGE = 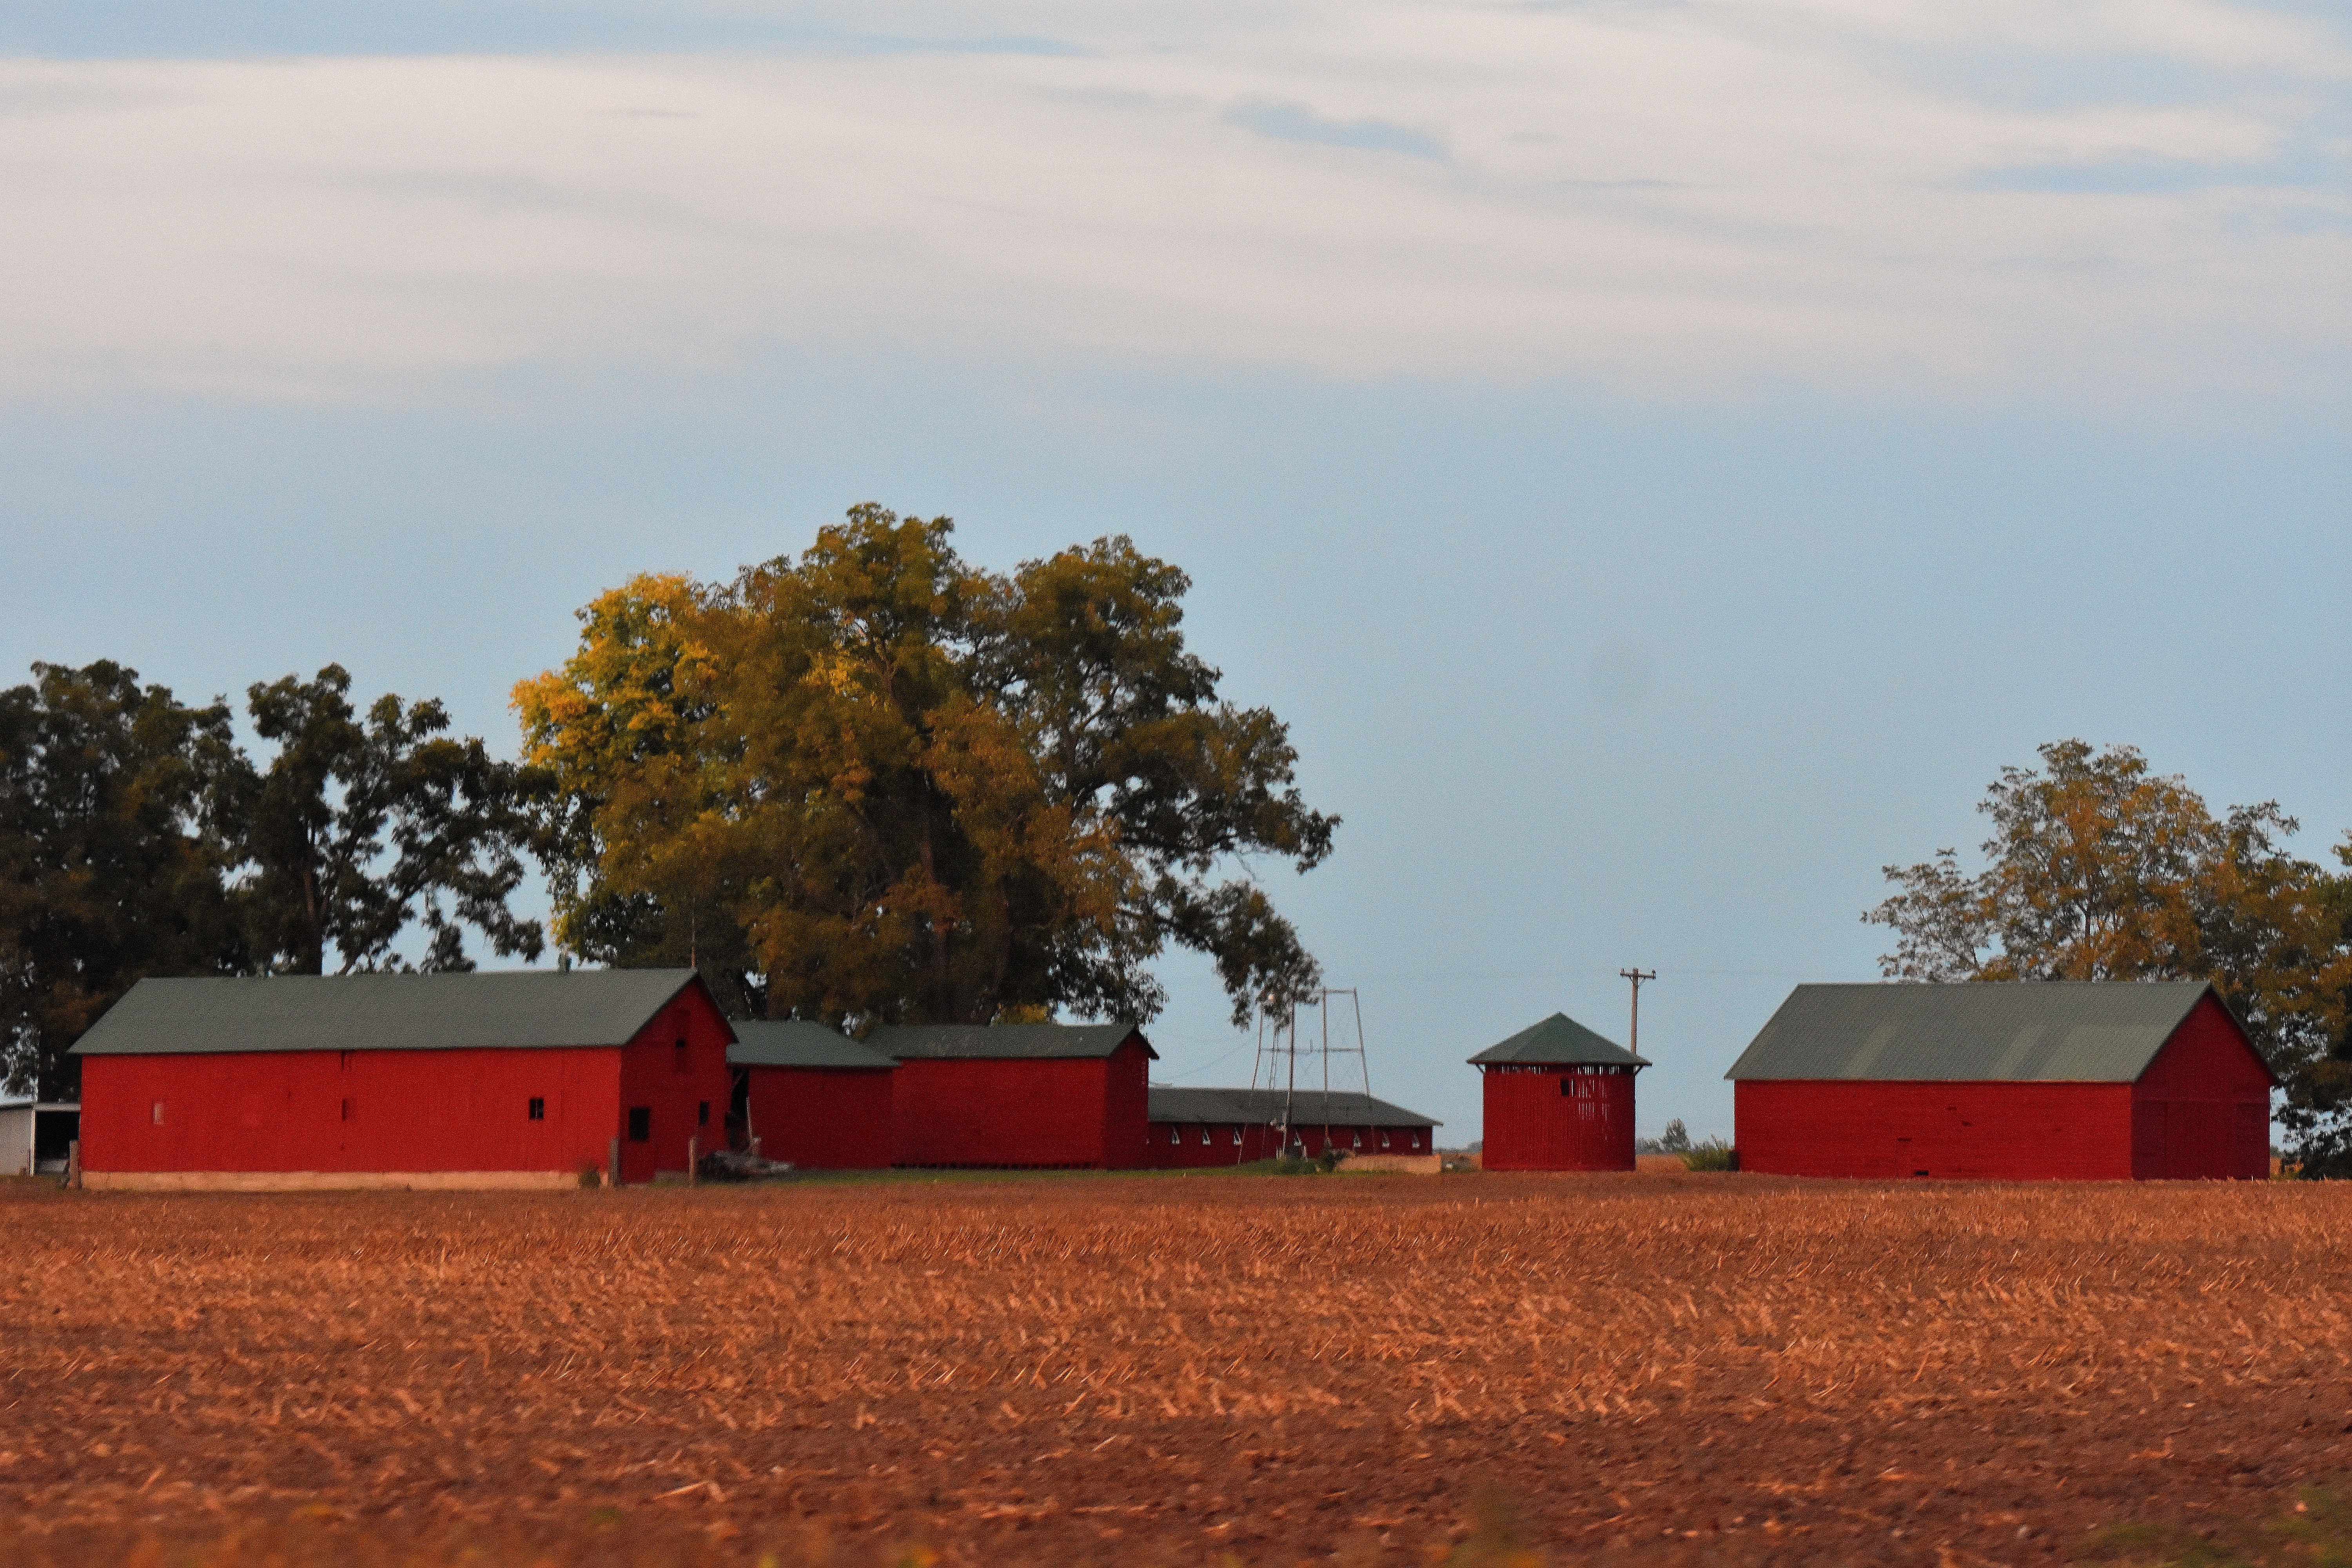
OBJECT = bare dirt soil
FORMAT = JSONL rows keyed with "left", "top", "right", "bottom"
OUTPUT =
{"left": 4, "top": 1169, "right": 2349, "bottom": 1566}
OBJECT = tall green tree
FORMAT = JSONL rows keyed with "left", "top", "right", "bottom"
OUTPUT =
{"left": 515, "top": 505, "right": 1338, "bottom": 1029}
{"left": 1866, "top": 740, "right": 2352, "bottom": 1168}
{"left": 0, "top": 662, "right": 246, "bottom": 1096}
{"left": 241, "top": 665, "right": 547, "bottom": 974}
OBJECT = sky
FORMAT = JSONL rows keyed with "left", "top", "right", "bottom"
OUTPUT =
{"left": 3, "top": 0, "right": 2347, "bottom": 1142}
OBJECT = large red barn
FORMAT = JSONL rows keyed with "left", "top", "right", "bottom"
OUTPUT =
{"left": 867, "top": 1022, "right": 1154, "bottom": 1169}
{"left": 71, "top": 970, "right": 734, "bottom": 1189}
{"left": 1729, "top": 981, "right": 2275, "bottom": 1180}
{"left": 730, "top": 1020, "right": 895, "bottom": 1170}
{"left": 1145, "top": 1085, "right": 1440, "bottom": 1171}
{"left": 1470, "top": 1013, "right": 1647, "bottom": 1171}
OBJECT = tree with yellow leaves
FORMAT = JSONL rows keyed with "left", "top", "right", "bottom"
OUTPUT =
{"left": 514, "top": 505, "right": 1336, "bottom": 1032}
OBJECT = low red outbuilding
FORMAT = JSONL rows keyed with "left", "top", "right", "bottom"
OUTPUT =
{"left": 1470, "top": 1013, "right": 1647, "bottom": 1171}
{"left": 71, "top": 969, "right": 734, "bottom": 1189}
{"left": 1145, "top": 1085, "right": 1440, "bottom": 1170}
{"left": 867, "top": 1022, "right": 1154, "bottom": 1169}
{"left": 1729, "top": 981, "right": 2275, "bottom": 1180}
{"left": 730, "top": 1020, "right": 895, "bottom": 1170}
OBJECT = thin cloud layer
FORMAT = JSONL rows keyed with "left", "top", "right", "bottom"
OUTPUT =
{"left": 2, "top": 0, "right": 2345, "bottom": 401}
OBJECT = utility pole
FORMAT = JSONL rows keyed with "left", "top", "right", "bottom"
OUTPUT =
{"left": 1619, "top": 968, "right": 1657, "bottom": 1060}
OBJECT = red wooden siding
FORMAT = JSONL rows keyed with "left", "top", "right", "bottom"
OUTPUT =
{"left": 80, "top": 978, "right": 735, "bottom": 1185}
{"left": 1480, "top": 1065, "right": 1636, "bottom": 1171}
{"left": 2130, "top": 994, "right": 2273, "bottom": 1180}
{"left": 889, "top": 1039, "right": 1151, "bottom": 1169}
{"left": 1735, "top": 1080, "right": 2134, "bottom": 1179}
{"left": 1735, "top": 995, "right": 2273, "bottom": 1181}
{"left": 744, "top": 1066, "right": 893, "bottom": 1170}
{"left": 1143, "top": 1119, "right": 1430, "bottom": 1167}
{"left": 80, "top": 1046, "right": 622, "bottom": 1176}
{"left": 614, "top": 988, "right": 737, "bottom": 1184}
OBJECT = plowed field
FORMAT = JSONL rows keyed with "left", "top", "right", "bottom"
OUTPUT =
{"left": 4, "top": 1170, "right": 2350, "bottom": 1567}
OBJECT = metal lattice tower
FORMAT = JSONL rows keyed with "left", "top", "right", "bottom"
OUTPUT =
{"left": 1246, "top": 989, "right": 1374, "bottom": 1158}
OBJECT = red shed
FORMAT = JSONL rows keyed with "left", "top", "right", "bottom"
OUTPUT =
{"left": 730, "top": 1020, "right": 895, "bottom": 1170}
{"left": 71, "top": 969, "right": 734, "bottom": 1189}
{"left": 1729, "top": 981, "right": 2276, "bottom": 1180}
{"left": 1145, "top": 1085, "right": 1440, "bottom": 1171}
{"left": 1470, "top": 1013, "right": 1647, "bottom": 1171}
{"left": 867, "top": 1022, "right": 1154, "bottom": 1169}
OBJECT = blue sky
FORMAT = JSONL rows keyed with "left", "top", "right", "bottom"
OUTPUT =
{"left": 3, "top": 0, "right": 2347, "bottom": 1140}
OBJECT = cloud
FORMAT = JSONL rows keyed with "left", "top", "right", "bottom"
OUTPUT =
{"left": 1224, "top": 99, "right": 1446, "bottom": 160}
{"left": 0, "top": 0, "right": 2344, "bottom": 403}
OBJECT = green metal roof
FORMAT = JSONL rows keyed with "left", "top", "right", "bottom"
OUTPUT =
{"left": 729, "top": 1020, "right": 897, "bottom": 1071}
{"left": 1723, "top": 981, "right": 2258, "bottom": 1083}
{"left": 864, "top": 1022, "right": 1154, "bottom": 1061}
{"left": 70, "top": 971, "right": 715, "bottom": 1056}
{"left": 1468, "top": 1012, "right": 1647, "bottom": 1067}
{"left": 1148, "top": 1085, "right": 1439, "bottom": 1128}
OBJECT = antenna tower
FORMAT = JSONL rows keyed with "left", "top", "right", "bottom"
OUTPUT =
{"left": 1245, "top": 989, "right": 1374, "bottom": 1160}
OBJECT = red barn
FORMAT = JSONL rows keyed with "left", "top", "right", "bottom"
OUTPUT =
{"left": 1145, "top": 1085, "right": 1440, "bottom": 1171}
{"left": 1729, "top": 981, "right": 2276, "bottom": 1180}
{"left": 867, "top": 1022, "right": 1154, "bottom": 1169}
{"left": 71, "top": 970, "right": 734, "bottom": 1189}
{"left": 730, "top": 1020, "right": 895, "bottom": 1170}
{"left": 1470, "top": 1013, "right": 1647, "bottom": 1171}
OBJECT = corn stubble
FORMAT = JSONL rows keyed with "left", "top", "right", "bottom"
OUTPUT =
{"left": 3, "top": 1171, "right": 2348, "bottom": 1567}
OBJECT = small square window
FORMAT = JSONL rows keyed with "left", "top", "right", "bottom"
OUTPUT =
{"left": 528, "top": 1096, "right": 545, "bottom": 1121}
{"left": 698, "top": 1100, "right": 710, "bottom": 1127}
{"left": 628, "top": 1106, "right": 652, "bottom": 1142}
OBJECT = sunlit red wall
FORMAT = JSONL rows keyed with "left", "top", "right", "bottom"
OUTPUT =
{"left": 890, "top": 1037, "right": 1151, "bottom": 1169}
{"left": 614, "top": 986, "right": 737, "bottom": 1183}
{"left": 80, "top": 1046, "right": 622, "bottom": 1176}
{"left": 1735, "top": 1080, "right": 2133, "bottom": 1179}
{"left": 2131, "top": 995, "right": 2274, "bottom": 1180}
{"left": 1480, "top": 1065, "right": 1637, "bottom": 1171}
{"left": 745, "top": 1066, "right": 893, "bottom": 1170}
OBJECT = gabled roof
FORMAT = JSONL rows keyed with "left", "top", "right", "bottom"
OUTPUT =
{"left": 730, "top": 1020, "right": 897, "bottom": 1070}
{"left": 70, "top": 971, "right": 719, "bottom": 1056}
{"left": 864, "top": 1022, "right": 1155, "bottom": 1061}
{"left": 1724, "top": 980, "right": 2252, "bottom": 1083}
{"left": 1148, "top": 1085, "right": 1440, "bottom": 1128}
{"left": 1468, "top": 1012, "right": 1646, "bottom": 1068}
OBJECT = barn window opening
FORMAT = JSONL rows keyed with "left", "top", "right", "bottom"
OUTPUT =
{"left": 1380, "top": 1132, "right": 1390, "bottom": 1149}
{"left": 1231, "top": 1125, "right": 1243, "bottom": 1145}
{"left": 1199, "top": 1125, "right": 1210, "bottom": 1145}
{"left": 1409, "top": 1133, "right": 1420, "bottom": 1149}
{"left": 698, "top": 1100, "right": 710, "bottom": 1127}
{"left": 340, "top": 1098, "right": 354, "bottom": 1122}
{"left": 628, "top": 1107, "right": 652, "bottom": 1142}
{"left": 1171, "top": 1126, "right": 1182, "bottom": 1146}
{"left": 152, "top": 1101, "right": 164, "bottom": 1126}
{"left": 1352, "top": 1132, "right": 1362, "bottom": 1149}
{"left": 673, "top": 1038, "right": 689, "bottom": 1073}
{"left": 528, "top": 1097, "right": 545, "bottom": 1121}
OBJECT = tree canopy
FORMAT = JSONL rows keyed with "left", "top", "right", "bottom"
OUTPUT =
{"left": 0, "top": 660, "right": 544, "bottom": 1096}
{"left": 1866, "top": 739, "right": 2352, "bottom": 1169}
{"left": 514, "top": 505, "right": 1338, "bottom": 1030}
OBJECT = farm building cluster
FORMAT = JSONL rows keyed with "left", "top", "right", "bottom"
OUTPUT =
{"left": 57, "top": 969, "right": 2276, "bottom": 1188}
